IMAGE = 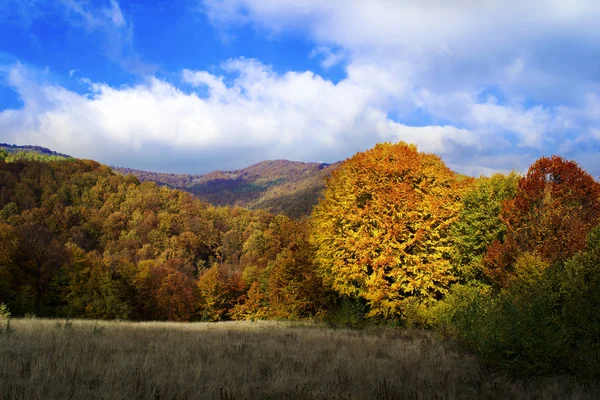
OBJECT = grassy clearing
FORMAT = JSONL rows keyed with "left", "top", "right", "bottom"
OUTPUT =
{"left": 0, "top": 319, "right": 597, "bottom": 400}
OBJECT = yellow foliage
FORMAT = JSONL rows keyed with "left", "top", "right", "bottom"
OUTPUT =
{"left": 311, "top": 142, "right": 462, "bottom": 318}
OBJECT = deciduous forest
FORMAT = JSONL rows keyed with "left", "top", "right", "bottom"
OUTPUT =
{"left": 1, "top": 142, "right": 599, "bottom": 378}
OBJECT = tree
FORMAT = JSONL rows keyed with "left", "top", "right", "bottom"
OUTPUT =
{"left": 312, "top": 142, "right": 462, "bottom": 318}
{"left": 15, "top": 223, "right": 67, "bottom": 315}
{"left": 449, "top": 173, "right": 519, "bottom": 283}
{"left": 0, "top": 223, "right": 18, "bottom": 308}
{"left": 560, "top": 224, "right": 600, "bottom": 375}
{"left": 484, "top": 156, "right": 600, "bottom": 287}
{"left": 232, "top": 220, "right": 331, "bottom": 320}
{"left": 197, "top": 265, "right": 234, "bottom": 321}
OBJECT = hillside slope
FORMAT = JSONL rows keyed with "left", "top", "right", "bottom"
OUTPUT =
{"left": 114, "top": 160, "right": 340, "bottom": 218}
{"left": 0, "top": 143, "right": 71, "bottom": 158}
{"left": 1, "top": 143, "right": 337, "bottom": 218}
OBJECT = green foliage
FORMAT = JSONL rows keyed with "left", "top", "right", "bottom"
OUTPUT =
{"left": 0, "top": 303, "right": 10, "bottom": 319}
{"left": 450, "top": 281, "right": 567, "bottom": 375}
{"left": 449, "top": 173, "right": 519, "bottom": 283}
{"left": 0, "top": 203, "right": 19, "bottom": 221}
{"left": 426, "top": 283, "right": 490, "bottom": 336}
{"left": 4, "top": 151, "right": 70, "bottom": 163}
{"left": 323, "top": 296, "right": 368, "bottom": 328}
{"left": 0, "top": 303, "right": 12, "bottom": 335}
{"left": 560, "top": 225, "right": 600, "bottom": 376}
{"left": 440, "top": 226, "right": 600, "bottom": 377}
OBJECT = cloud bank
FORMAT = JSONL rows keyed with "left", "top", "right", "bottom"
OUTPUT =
{"left": 1, "top": 0, "right": 599, "bottom": 176}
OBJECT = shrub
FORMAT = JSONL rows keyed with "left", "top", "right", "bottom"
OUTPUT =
{"left": 442, "top": 226, "right": 600, "bottom": 377}
{"left": 560, "top": 225, "right": 600, "bottom": 377}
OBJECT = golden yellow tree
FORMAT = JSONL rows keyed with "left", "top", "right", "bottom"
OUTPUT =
{"left": 312, "top": 142, "right": 462, "bottom": 318}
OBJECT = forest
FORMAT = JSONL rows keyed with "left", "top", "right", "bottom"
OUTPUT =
{"left": 113, "top": 159, "right": 339, "bottom": 219}
{"left": 1, "top": 142, "right": 599, "bottom": 378}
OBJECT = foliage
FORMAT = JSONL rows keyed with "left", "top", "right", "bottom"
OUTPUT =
{"left": 560, "top": 225, "right": 600, "bottom": 376}
{"left": 449, "top": 173, "right": 519, "bottom": 283}
{"left": 484, "top": 156, "right": 600, "bottom": 287}
{"left": 444, "top": 225, "right": 600, "bottom": 377}
{"left": 114, "top": 160, "right": 339, "bottom": 219}
{"left": 322, "top": 296, "right": 368, "bottom": 328}
{"left": 4, "top": 152, "right": 70, "bottom": 163}
{"left": 453, "top": 280, "right": 567, "bottom": 375}
{"left": 231, "top": 218, "right": 333, "bottom": 320}
{"left": 2, "top": 144, "right": 600, "bottom": 380}
{"left": 0, "top": 303, "right": 11, "bottom": 335}
{"left": 0, "top": 158, "right": 328, "bottom": 321}
{"left": 426, "top": 283, "right": 490, "bottom": 336}
{"left": 312, "top": 142, "right": 462, "bottom": 319}
{"left": 0, "top": 303, "right": 10, "bottom": 319}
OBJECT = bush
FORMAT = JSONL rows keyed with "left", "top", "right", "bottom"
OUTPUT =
{"left": 426, "top": 283, "right": 489, "bottom": 336}
{"left": 0, "top": 303, "right": 12, "bottom": 334}
{"left": 323, "top": 296, "right": 368, "bottom": 328}
{"left": 440, "top": 226, "right": 600, "bottom": 377}
{"left": 0, "top": 303, "right": 10, "bottom": 319}
{"left": 560, "top": 225, "right": 600, "bottom": 377}
{"left": 468, "top": 285, "right": 566, "bottom": 375}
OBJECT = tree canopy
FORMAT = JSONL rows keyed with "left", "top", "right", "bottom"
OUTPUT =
{"left": 484, "top": 156, "right": 600, "bottom": 286}
{"left": 312, "top": 142, "right": 463, "bottom": 318}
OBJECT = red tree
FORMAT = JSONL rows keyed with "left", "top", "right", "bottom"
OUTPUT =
{"left": 485, "top": 156, "right": 600, "bottom": 286}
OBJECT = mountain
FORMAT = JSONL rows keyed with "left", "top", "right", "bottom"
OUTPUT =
{"left": 113, "top": 160, "right": 340, "bottom": 218}
{"left": 1, "top": 143, "right": 337, "bottom": 217}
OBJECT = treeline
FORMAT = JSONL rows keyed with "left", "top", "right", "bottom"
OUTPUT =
{"left": 0, "top": 144, "right": 71, "bottom": 160}
{"left": 114, "top": 160, "right": 338, "bottom": 218}
{"left": 0, "top": 157, "right": 331, "bottom": 321}
{"left": 312, "top": 143, "right": 600, "bottom": 376}
{"left": 1, "top": 142, "right": 599, "bottom": 376}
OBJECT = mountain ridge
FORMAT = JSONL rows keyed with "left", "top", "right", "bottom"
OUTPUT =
{"left": 0, "top": 143, "right": 72, "bottom": 158}
{"left": 1, "top": 143, "right": 338, "bottom": 218}
{"left": 113, "top": 159, "right": 340, "bottom": 218}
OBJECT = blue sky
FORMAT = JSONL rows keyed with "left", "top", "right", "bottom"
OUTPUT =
{"left": 1, "top": 0, "right": 599, "bottom": 176}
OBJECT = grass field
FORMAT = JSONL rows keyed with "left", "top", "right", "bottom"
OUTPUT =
{"left": 0, "top": 319, "right": 597, "bottom": 400}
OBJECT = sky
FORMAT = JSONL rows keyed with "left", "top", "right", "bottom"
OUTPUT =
{"left": 0, "top": 0, "right": 599, "bottom": 176}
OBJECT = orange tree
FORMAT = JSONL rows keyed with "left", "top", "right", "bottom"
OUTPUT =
{"left": 311, "top": 142, "right": 462, "bottom": 319}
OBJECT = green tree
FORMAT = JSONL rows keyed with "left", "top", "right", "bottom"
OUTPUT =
{"left": 560, "top": 225, "right": 600, "bottom": 375}
{"left": 449, "top": 173, "right": 519, "bottom": 283}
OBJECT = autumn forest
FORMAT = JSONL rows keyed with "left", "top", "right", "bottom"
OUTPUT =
{"left": 1, "top": 142, "right": 599, "bottom": 379}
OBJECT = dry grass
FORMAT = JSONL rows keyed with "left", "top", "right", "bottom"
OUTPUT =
{"left": 0, "top": 319, "right": 597, "bottom": 400}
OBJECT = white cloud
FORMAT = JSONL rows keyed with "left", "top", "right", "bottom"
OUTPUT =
{"left": 182, "top": 69, "right": 228, "bottom": 98}
{"left": 3, "top": 1, "right": 600, "bottom": 177}
{"left": 58, "top": 0, "right": 126, "bottom": 30}
{"left": 310, "top": 47, "right": 345, "bottom": 69}
{"left": 200, "top": 0, "right": 600, "bottom": 129}
{"left": 0, "top": 62, "right": 487, "bottom": 173}
{"left": 202, "top": 0, "right": 600, "bottom": 49}
{"left": 106, "top": 0, "right": 125, "bottom": 27}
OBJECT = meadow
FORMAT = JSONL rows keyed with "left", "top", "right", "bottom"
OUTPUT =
{"left": 0, "top": 319, "right": 597, "bottom": 400}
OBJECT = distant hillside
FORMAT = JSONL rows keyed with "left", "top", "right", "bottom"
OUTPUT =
{"left": 114, "top": 160, "right": 340, "bottom": 218}
{"left": 0, "top": 143, "right": 71, "bottom": 158}
{"left": 0, "top": 143, "right": 337, "bottom": 217}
